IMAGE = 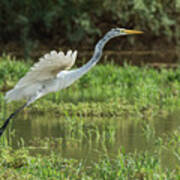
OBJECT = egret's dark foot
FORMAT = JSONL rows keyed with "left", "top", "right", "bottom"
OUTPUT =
{"left": 0, "top": 129, "right": 3, "bottom": 137}
{"left": 0, "top": 102, "right": 28, "bottom": 138}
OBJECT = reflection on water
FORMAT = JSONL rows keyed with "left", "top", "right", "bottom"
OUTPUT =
{"left": 11, "top": 111, "right": 180, "bottom": 167}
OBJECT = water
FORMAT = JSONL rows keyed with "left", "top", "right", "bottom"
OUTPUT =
{"left": 10, "top": 111, "right": 180, "bottom": 167}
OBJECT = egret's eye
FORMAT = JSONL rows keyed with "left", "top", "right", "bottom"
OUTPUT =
{"left": 120, "top": 29, "right": 125, "bottom": 34}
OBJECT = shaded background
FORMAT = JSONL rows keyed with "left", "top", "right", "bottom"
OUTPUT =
{"left": 0, "top": 0, "right": 179, "bottom": 66}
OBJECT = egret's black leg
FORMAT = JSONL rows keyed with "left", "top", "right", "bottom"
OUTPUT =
{"left": 0, "top": 91, "right": 42, "bottom": 137}
{"left": 0, "top": 102, "right": 28, "bottom": 137}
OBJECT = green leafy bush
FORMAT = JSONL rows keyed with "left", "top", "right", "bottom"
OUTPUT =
{"left": 0, "top": 0, "right": 177, "bottom": 56}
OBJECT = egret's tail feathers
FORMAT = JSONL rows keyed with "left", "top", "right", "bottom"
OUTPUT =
{"left": 5, "top": 83, "right": 42, "bottom": 103}
{"left": 5, "top": 88, "right": 25, "bottom": 102}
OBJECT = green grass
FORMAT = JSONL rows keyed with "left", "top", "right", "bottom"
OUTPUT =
{"left": 0, "top": 55, "right": 180, "bottom": 179}
{"left": 0, "top": 55, "right": 180, "bottom": 118}
{"left": 0, "top": 130, "right": 179, "bottom": 179}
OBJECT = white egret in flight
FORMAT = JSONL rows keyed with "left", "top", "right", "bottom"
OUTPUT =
{"left": 0, "top": 28, "right": 143, "bottom": 137}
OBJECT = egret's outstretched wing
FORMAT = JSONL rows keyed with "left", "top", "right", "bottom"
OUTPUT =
{"left": 15, "top": 50, "right": 77, "bottom": 88}
{"left": 5, "top": 50, "right": 77, "bottom": 102}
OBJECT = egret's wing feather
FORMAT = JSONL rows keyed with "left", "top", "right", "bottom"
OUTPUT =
{"left": 15, "top": 50, "right": 78, "bottom": 88}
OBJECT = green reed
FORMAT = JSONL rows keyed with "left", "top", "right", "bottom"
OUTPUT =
{"left": 0, "top": 130, "right": 179, "bottom": 179}
{"left": 1, "top": 56, "right": 180, "bottom": 111}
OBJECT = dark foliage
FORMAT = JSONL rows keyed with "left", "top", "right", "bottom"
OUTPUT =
{"left": 0, "top": 0, "right": 177, "bottom": 57}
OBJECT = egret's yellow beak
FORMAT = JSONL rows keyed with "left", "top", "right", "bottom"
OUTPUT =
{"left": 124, "top": 29, "right": 143, "bottom": 34}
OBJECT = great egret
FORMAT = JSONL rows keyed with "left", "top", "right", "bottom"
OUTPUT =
{"left": 0, "top": 28, "right": 143, "bottom": 137}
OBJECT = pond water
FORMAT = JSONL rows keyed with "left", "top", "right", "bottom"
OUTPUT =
{"left": 10, "top": 111, "right": 180, "bottom": 167}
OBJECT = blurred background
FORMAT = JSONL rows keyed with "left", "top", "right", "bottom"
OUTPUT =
{"left": 0, "top": 0, "right": 179, "bottom": 67}
{"left": 0, "top": 1, "right": 180, "bottom": 177}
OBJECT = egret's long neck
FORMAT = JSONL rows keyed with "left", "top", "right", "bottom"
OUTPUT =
{"left": 69, "top": 32, "right": 113, "bottom": 80}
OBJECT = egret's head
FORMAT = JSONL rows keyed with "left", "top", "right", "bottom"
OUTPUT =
{"left": 107, "top": 28, "right": 143, "bottom": 38}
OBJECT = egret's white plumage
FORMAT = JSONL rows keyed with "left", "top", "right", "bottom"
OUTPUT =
{"left": 5, "top": 29, "right": 143, "bottom": 104}
{"left": 0, "top": 28, "right": 143, "bottom": 137}
{"left": 5, "top": 28, "right": 143, "bottom": 104}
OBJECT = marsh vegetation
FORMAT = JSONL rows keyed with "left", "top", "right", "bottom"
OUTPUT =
{"left": 0, "top": 56, "right": 180, "bottom": 179}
